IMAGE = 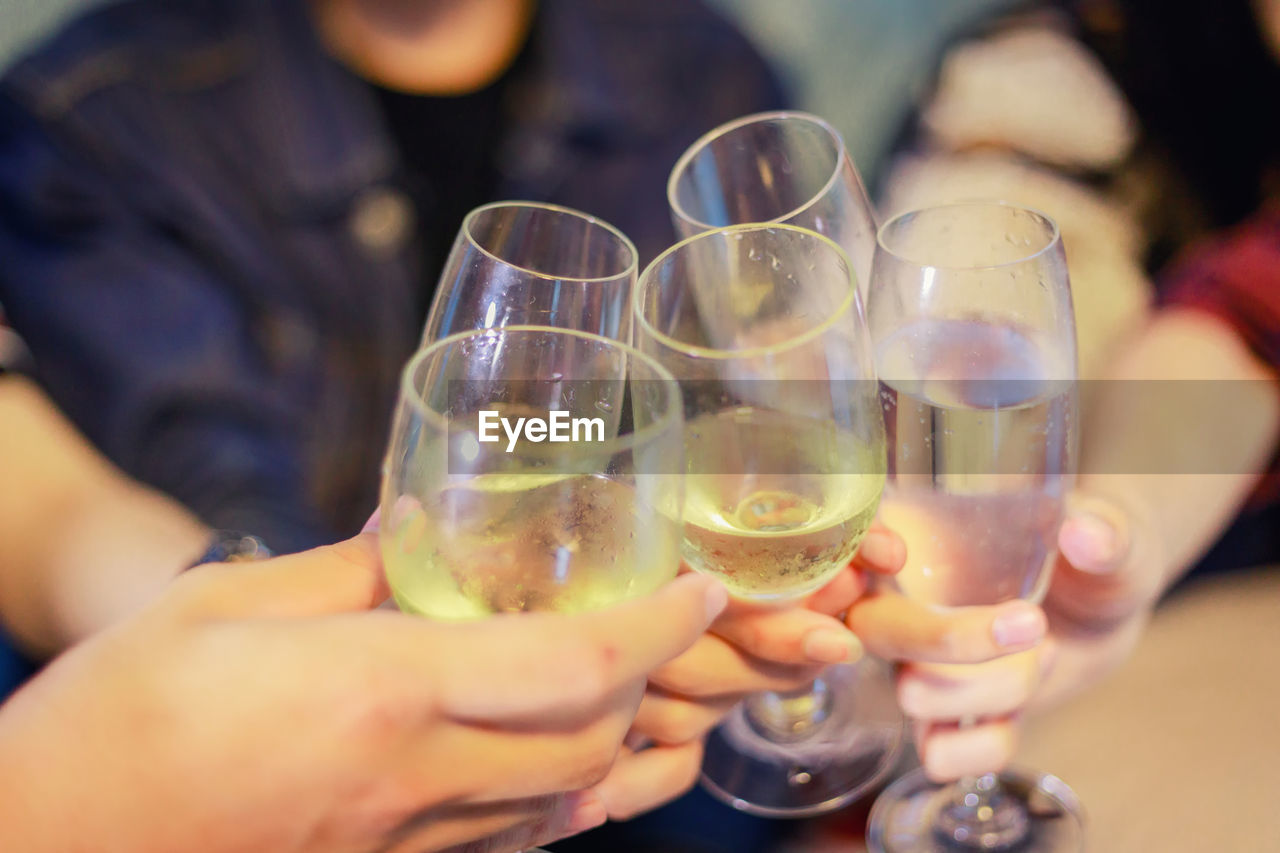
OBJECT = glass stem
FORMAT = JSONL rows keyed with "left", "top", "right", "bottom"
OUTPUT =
{"left": 743, "top": 676, "right": 833, "bottom": 743}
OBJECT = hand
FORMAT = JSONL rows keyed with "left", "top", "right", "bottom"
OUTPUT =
{"left": 594, "top": 523, "right": 908, "bottom": 820}
{"left": 857, "top": 491, "right": 1163, "bottom": 781}
{"left": 0, "top": 534, "right": 729, "bottom": 853}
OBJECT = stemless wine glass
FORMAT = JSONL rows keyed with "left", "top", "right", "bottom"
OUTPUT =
{"left": 380, "top": 325, "right": 684, "bottom": 622}
{"left": 421, "top": 201, "right": 638, "bottom": 343}
{"left": 865, "top": 202, "right": 1083, "bottom": 852}
{"left": 667, "top": 111, "right": 878, "bottom": 299}
{"left": 634, "top": 223, "right": 900, "bottom": 816}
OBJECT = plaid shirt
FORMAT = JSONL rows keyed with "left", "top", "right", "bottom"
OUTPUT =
{"left": 1161, "top": 205, "right": 1280, "bottom": 372}
{"left": 1160, "top": 204, "right": 1280, "bottom": 509}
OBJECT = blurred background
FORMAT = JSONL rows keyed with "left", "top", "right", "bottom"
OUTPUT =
{"left": 2, "top": 1, "right": 1277, "bottom": 850}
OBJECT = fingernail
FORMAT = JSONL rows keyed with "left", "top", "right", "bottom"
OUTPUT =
{"left": 704, "top": 580, "right": 730, "bottom": 621}
{"left": 858, "top": 528, "right": 904, "bottom": 570}
{"left": 991, "top": 604, "right": 1046, "bottom": 648}
{"left": 566, "top": 790, "right": 608, "bottom": 833}
{"left": 803, "top": 628, "right": 864, "bottom": 664}
{"left": 1060, "top": 512, "right": 1119, "bottom": 573}
{"left": 361, "top": 507, "right": 382, "bottom": 534}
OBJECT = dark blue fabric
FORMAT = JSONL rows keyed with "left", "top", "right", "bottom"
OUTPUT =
{"left": 0, "top": 628, "right": 35, "bottom": 700}
{"left": 0, "top": 0, "right": 786, "bottom": 554}
{"left": 550, "top": 783, "right": 798, "bottom": 852}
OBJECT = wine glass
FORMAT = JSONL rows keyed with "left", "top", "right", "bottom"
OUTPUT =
{"left": 667, "top": 111, "right": 878, "bottom": 300}
{"left": 421, "top": 201, "right": 638, "bottom": 343}
{"left": 634, "top": 223, "right": 900, "bottom": 816}
{"left": 379, "top": 325, "right": 684, "bottom": 621}
{"left": 865, "top": 202, "right": 1084, "bottom": 852}
{"left": 668, "top": 110, "right": 905, "bottom": 812}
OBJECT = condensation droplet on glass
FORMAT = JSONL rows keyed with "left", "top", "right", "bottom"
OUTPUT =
{"left": 550, "top": 372, "right": 564, "bottom": 381}
{"left": 748, "top": 247, "right": 763, "bottom": 262}
{"left": 595, "top": 399, "right": 613, "bottom": 413}
{"left": 770, "top": 256, "right": 783, "bottom": 271}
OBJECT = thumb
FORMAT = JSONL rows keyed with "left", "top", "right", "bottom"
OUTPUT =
{"left": 174, "top": 532, "right": 391, "bottom": 620}
{"left": 1047, "top": 494, "right": 1159, "bottom": 629}
{"left": 1057, "top": 501, "right": 1128, "bottom": 575}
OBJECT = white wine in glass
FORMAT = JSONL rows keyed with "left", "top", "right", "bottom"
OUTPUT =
{"left": 681, "top": 410, "right": 883, "bottom": 600}
{"left": 380, "top": 325, "right": 685, "bottom": 621}
{"left": 667, "top": 111, "right": 905, "bottom": 812}
{"left": 635, "top": 222, "right": 901, "bottom": 817}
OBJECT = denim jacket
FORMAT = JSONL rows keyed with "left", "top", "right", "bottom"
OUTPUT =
{"left": 0, "top": 0, "right": 784, "bottom": 552}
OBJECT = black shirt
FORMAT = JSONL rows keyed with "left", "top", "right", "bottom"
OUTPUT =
{"left": 365, "top": 53, "right": 525, "bottom": 323}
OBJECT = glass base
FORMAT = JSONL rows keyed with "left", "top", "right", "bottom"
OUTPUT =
{"left": 700, "top": 658, "right": 905, "bottom": 818}
{"left": 867, "top": 766, "right": 1084, "bottom": 852}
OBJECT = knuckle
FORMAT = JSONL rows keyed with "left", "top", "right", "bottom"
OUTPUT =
{"left": 580, "top": 740, "right": 622, "bottom": 789}
{"left": 896, "top": 675, "right": 933, "bottom": 719}
{"left": 650, "top": 657, "right": 709, "bottom": 698}
{"left": 553, "top": 643, "right": 615, "bottom": 706}
{"left": 161, "top": 568, "right": 223, "bottom": 619}
{"left": 737, "top": 618, "right": 771, "bottom": 657}
{"left": 650, "top": 703, "right": 710, "bottom": 745}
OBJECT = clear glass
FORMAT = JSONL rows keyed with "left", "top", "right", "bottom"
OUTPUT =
{"left": 380, "top": 325, "right": 685, "bottom": 620}
{"left": 865, "top": 203, "right": 1084, "bottom": 852}
{"left": 421, "top": 201, "right": 638, "bottom": 344}
{"left": 667, "top": 111, "right": 878, "bottom": 300}
{"left": 667, "top": 111, "right": 904, "bottom": 813}
{"left": 634, "top": 223, "right": 900, "bottom": 816}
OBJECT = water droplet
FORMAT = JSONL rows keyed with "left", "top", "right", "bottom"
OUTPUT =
{"left": 550, "top": 372, "right": 564, "bottom": 381}
{"left": 595, "top": 399, "right": 613, "bottom": 413}
{"left": 748, "top": 248, "right": 763, "bottom": 262}
{"left": 770, "top": 256, "right": 783, "bottom": 271}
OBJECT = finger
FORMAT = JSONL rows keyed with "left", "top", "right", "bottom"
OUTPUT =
{"left": 897, "top": 643, "right": 1052, "bottom": 721}
{"left": 592, "top": 741, "right": 705, "bottom": 821}
{"left": 847, "top": 593, "right": 1046, "bottom": 663}
{"left": 631, "top": 689, "right": 741, "bottom": 745}
{"left": 394, "top": 707, "right": 635, "bottom": 803}
{"left": 428, "top": 572, "right": 728, "bottom": 724}
{"left": 787, "top": 524, "right": 907, "bottom": 619}
{"left": 1048, "top": 496, "right": 1162, "bottom": 630}
{"left": 394, "top": 793, "right": 600, "bottom": 853}
{"left": 850, "top": 523, "right": 908, "bottom": 575}
{"left": 713, "top": 603, "right": 864, "bottom": 666}
{"left": 803, "top": 565, "right": 865, "bottom": 617}
{"left": 914, "top": 717, "right": 1021, "bottom": 783}
{"left": 170, "top": 533, "right": 389, "bottom": 619}
{"left": 648, "top": 634, "right": 825, "bottom": 698}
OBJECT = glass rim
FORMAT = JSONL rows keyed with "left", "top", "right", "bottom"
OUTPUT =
{"left": 634, "top": 223, "right": 859, "bottom": 362}
{"left": 667, "top": 110, "right": 849, "bottom": 233}
{"left": 876, "top": 201, "right": 1063, "bottom": 272}
{"left": 397, "top": 324, "right": 683, "bottom": 453}
{"left": 461, "top": 200, "right": 639, "bottom": 284}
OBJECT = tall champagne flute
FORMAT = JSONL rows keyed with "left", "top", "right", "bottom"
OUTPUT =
{"left": 380, "top": 325, "right": 684, "bottom": 621}
{"left": 668, "top": 110, "right": 905, "bottom": 809}
{"left": 667, "top": 111, "right": 878, "bottom": 299}
{"left": 865, "top": 203, "right": 1083, "bottom": 852}
{"left": 634, "top": 223, "right": 899, "bottom": 816}
{"left": 421, "top": 201, "right": 638, "bottom": 343}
